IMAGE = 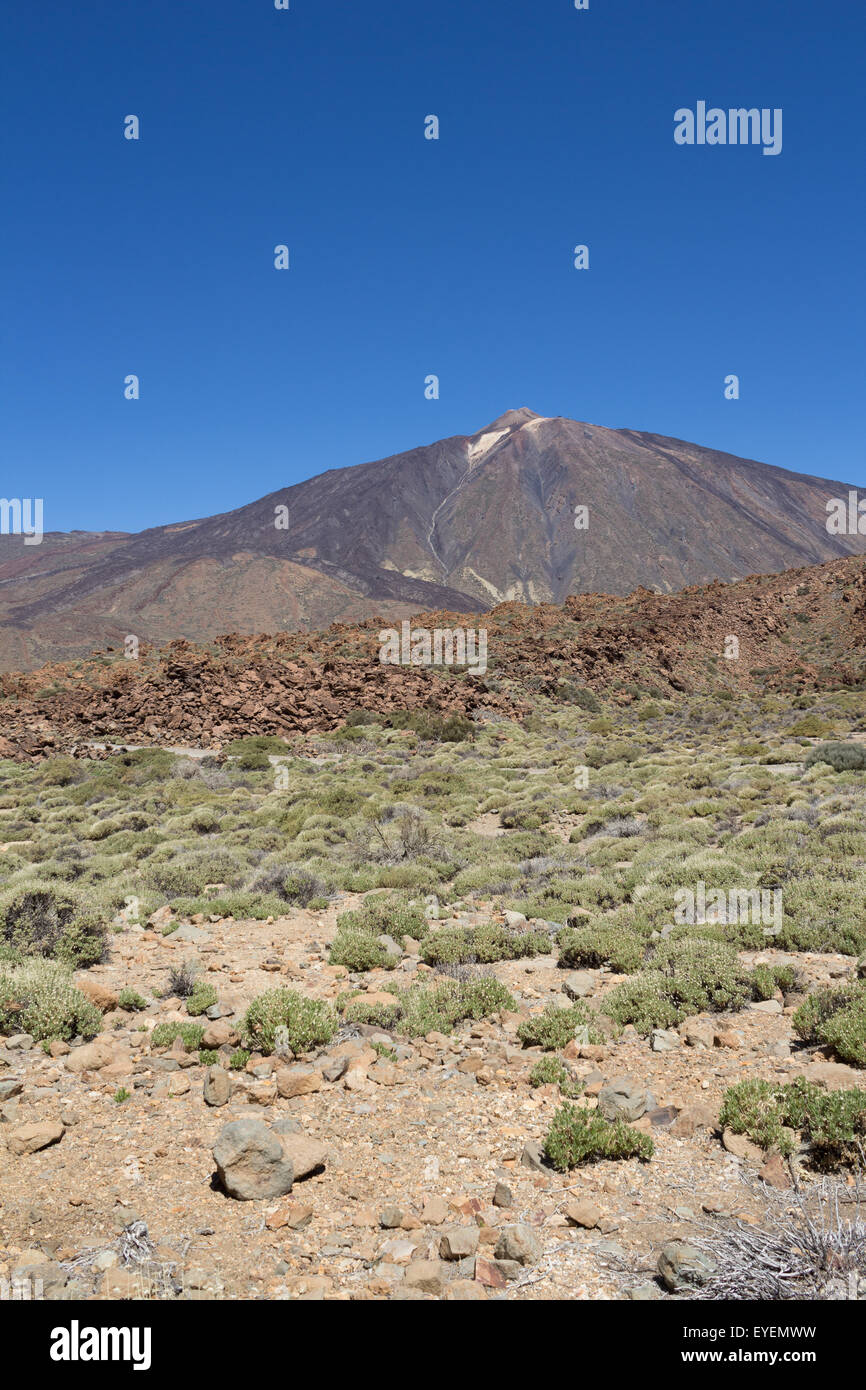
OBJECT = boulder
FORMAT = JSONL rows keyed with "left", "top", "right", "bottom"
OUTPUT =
{"left": 212, "top": 1119, "right": 295, "bottom": 1200}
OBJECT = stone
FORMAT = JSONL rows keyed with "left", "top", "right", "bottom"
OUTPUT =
{"left": 492, "top": 1181, "right": 513, "bottom": 1209}
{"left": 713, "top": 1029, "right": 742, "bottom": 1049}
{"left": 598, "top": 1077, "right": 652, "bottom": 1123}
{"left": 750, "top": 999, "right": 783, "bottom": 1014}
{"left": 759, "top": 1154, "right": 792, "bottom": 1189}
{"left": 212, "top": 1119, "right": 295, "bottom": 1201}
{"left": 76, "top": 980, "right": 119, "bottom": 1012}
{"left": 65, "top": 1040, "right": 116, "bottom": 1074}
{"left": 7, "top": 1121, "right": 64, "bottom": 1156}
{"left": 201, "top": 1019, "right": 240, "bottom": 1049}
{"left": 445, "top": 1278, "right": 487, "bottom": 1300}
{"left": 4, "top": 1035, "right": 33, "bottom": 1050}
{"left": 563, "top": 1198, "right": 601, "bottom": 1229}
{"left": 670, "top": 1102, "right": 717, "bottom": 1138}
{"left": 657, "top": 1241, "right": 717, "bottom": 1292}
{"left": 625, "top": 1282, "right": 662, "bottom": 1300}
{"left": 682, "top": 1021, "right": 715, "bottom": 1049}
{"left": 504, "top": 911, "right": 527, "bottom": 928}
{"left": 475, "top": 1256, "right": 522, "bottom": 1287}
{"left": 203, "top": 1066, "right": 232, "bottom": 1107}
{"left": 276, "top": 1132, "right": 328, "bottom": 1181}
{"left": 722, "top": 1128, "right": 765, "bottom": 1164}
{"left": 563, "top": 972, "right": 594, "bottom": 1000}
{"left": 520, "top": 1140, "right": 552, "bottom": 1172}
{"left": 494, "top": 1224, "right": 541, "bottom": 1266}
{"left": 439, "top": 1226, "right": 480, "bottom": 1260}
{"left": 379, "top": 1206, "right": 404, "bottom": 1229}
{"left": 404, "top": 1260, "right": 447, "bottom": 1295}
{"left": 321, "top": 1056, "right": 349, "bottom": 1083}
{"left": 651, "top": 1029, "right": 679, "bottom": 1052}
{"left": 0, "top": 1079, "right": 23, "bottom": 1102}
{"left": 275, "top": 1066, "right": 322, "bottom": 1099}
{"left": 420, "top": 1196, "right": 450, "bottom": 1225}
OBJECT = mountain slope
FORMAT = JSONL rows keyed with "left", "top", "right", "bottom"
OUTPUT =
{"left": 0, "top": 408, "right": 863, "bottom": 669}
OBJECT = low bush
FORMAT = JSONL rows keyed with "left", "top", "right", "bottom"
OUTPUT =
{"left": 805, "top": 742, "right": 866, "bottom": 773}
{"left": 241, "top": 989, "right": 336, "bottom": 1055}
{"left": 150, "top": 1021, "right": 205, "bottom": 1050}
{"left": 422, "top": 923, "right": 551, "bottom": 967}
{"left": 557, "top": 923, "right": 644, "bottom": 974}
{"left": 340, "top": 975, "right": 514, "bottom": 1037}
{"left": 185, "top": 982, "right": 218, "bottom": 1016}
{"left": 0, "top": 885, "right": 107, "bottom": 968}
{"left": 544, "top": 1102, "right": 654, "bottom": 1169}
{"left": 528, "top": 1056, "right": 583, "bottom": 1098}
{"left": 719, "top": 1076, "right": 866, "bottom": 1170}
{"left": 0, "top": 959, "right": 101, "bottom": 1042}
{"left": 517, "top": 1001, "right": 604, "bottom": 1050}
{"left": 604, "top": 937, "right": 755, "bottom": 1033}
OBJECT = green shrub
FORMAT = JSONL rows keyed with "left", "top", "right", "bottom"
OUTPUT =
{"left": 557, "top": 923, "right": 644, "bottom": 974}
{"left": 150, "top": 1021, "right": 205, "bottom": 1050}
{"left": 198, "top": 1048, "right": 219, "bottom": 1066}
{"left": 330, "top": 894, "right": 427, "bottom": 972}
{"left": 229, "top": 1048, "right": 250, "bottom": 1070}
{"left": 805, "top": 742, "right": 866, "bottom": 773}
{"left": 544, "top": 1102, "right": 654, "bottom": 1170}
{"left": 241, "top": 989, "right": 336, "bottom": 1055}
{"left": 185, "top": 982, "right": 218, "bottom": 1016}
{"left": 118, "top": 988, "right": 147, "bottom": 1012}
{"left": 719, "top": 1077, "right": 866, "bottom": 1170}
{"left": 422, "top": 923, "right": 551, "bottom": 967}
{"left": 604, "top": 937, "right": 754, "bottom": 1033}
{"left": 528, "top": 1056, "right": 583, "bottom": 1098}
{"left": 341, "top": 975, "right": 515, "bottom": 1037}
{"left": 517, "top": 1002, "right": 603, "bottom": 1050}
{"left": 0, "top": 885, "right": 106, "bottom": 968}
{"left": 815, "top": 988, "right": 866, "bottom": 1067}
{"left": 0, "top": 959, "right": 101, "bottom": 1042}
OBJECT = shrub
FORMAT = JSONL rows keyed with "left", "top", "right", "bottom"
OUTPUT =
{"left": 543, "top": 1102, "right": 654, "bottom": 1170}
{"left": 604, "top": 937, "right": 754, "bottom": 1033}
{"left": 246, "top": 865, "right": 326, "bottom": 907}
{"left": 167, "top": 961, "right": 199, "bottom": 999}
{"left": 118, "top": 988, "right": 147, "bottom": 1012}
{"left": 0, "top": 959, "right": 101, "bottom": 1042}
{"left": 198, "top": 1048, "right": 219, "bottom": 1066}
{"left": 185, "top": 982, "right": 218, "bottom": 1017}
{"left": 813, "top": 988, "right": 866, "bottom": 1068}
{"left": 241, "top": 989, "right": 336, "bottom": 1055}
{"left": 0, "top": 885, "right": 106, "bottom": 968}
{"left": 330, "top": 895, "right": 427, "bottom": 971}
{"left": 557, "top": 923, "right": 644, "bottom": 974}
{"left": 422, "top": 923, "right": 551, "bottom": 967}
{"left": 528, "top": 1056, "right": 583, "bottom": 1098}
{"left": 341, "top": 975, "right": 514, "bottom": 1037}
{"left": 229, "top": 1048, "right": 250, "bottom": 1070}
{"left": 805, "top": 742, "right": 866, "bottom": 773}
{"left": 719, "top": 1077, "right": 866, "bottom": 1170}
{"left": 150, "top": 1021, "right": 205, "bottom": 1050}
{"left": 517, "top": 1002, "right": 604, "bottom": 1050}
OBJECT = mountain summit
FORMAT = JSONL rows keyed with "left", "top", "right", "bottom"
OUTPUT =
{"left": 0, "top": 411, "right": 863, "bottom": 669}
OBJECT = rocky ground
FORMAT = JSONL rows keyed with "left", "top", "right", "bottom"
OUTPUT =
{"left": 2, "top": 896, "right": 862, "bottom": 1303}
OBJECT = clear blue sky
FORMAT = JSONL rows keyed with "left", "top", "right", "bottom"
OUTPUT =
{"left": 2, "top": 0, "right": 864, "bottom": 532}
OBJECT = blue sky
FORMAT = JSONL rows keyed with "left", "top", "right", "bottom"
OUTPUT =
{"left": 2, "top": 0, "right": 864, "bottom": 532}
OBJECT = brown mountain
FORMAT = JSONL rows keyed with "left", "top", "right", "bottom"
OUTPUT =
{"left": 1, "top": 408, "right": 863, "bottom": 670}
